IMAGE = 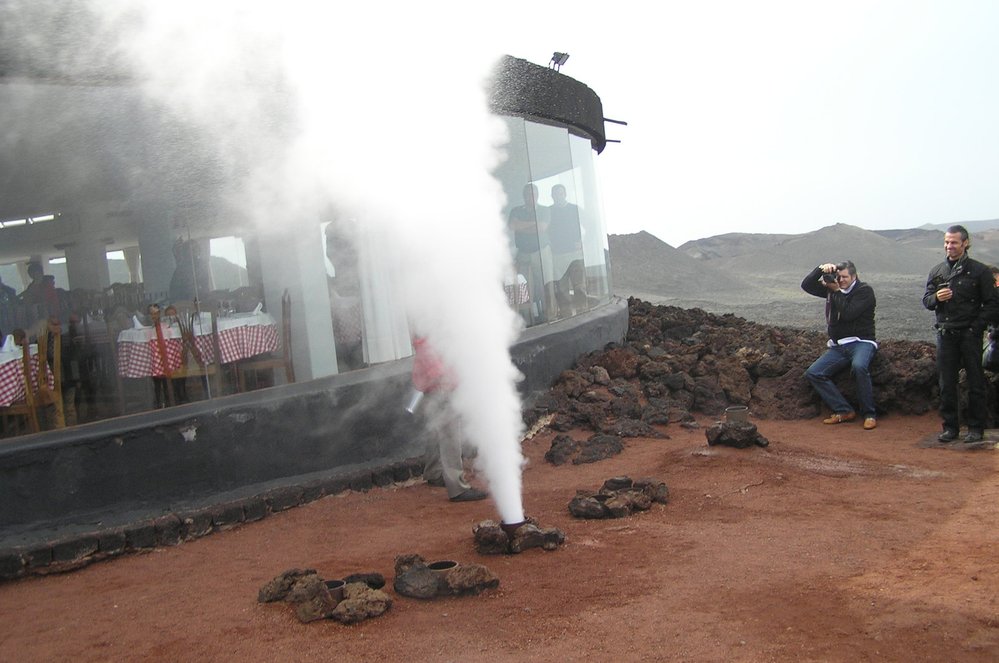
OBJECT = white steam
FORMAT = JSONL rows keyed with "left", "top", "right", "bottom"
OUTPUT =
{"left": 103, "top": 2, "right": 528, "bottom": 523}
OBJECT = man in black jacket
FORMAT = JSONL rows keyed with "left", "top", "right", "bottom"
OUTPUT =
{"left": 923, "top": 225, "right": 999, "bottom": 443}
{"left": 801, "top": 260, "right": 878, "bottom": 429}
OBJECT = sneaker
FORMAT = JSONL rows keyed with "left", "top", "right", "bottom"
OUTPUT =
{"left": 863, "top": 417, "right": 877, "bottom": 430}
{"left": 938, "top": 429, "right": 958, "bottom": 443}
{"left": 823, "top": 412, "right": 856, "bottom": 424}
{"left": 963, "top": 430, "right": 984, "bottom": 443}
{"left": 449, "top": 488, "right": 488, "bottom": 502}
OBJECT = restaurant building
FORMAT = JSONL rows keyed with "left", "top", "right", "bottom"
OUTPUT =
{"left": 0, "top": 31, "right": 626, "bottom": 565}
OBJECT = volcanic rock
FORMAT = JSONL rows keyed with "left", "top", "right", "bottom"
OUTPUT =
{"left": 257, "top": 568, "right": 318, "bottom": 603}
{"left": 472, "top": 519, "right": 566, "bottom": 555}
{"left": 394, "top": 553, "right": 428, "bottom": 577}
{"left": 342, "top": 572, "right": 385, "bottom": 589}
{"left": 544, "top": 433, "right": 626, "bottom": 466}
{"left": 287, "top": 574, "right": 337, "bottom": 623}
{"left": 590, "top": 365, "right": 611, "bottom": 385}
{"left": 705, "top": 420, "right": 770, "bottom": 448}
{"left": 394, "top": 565, "right": 439, "bottom": 600}
{"left": 392, "top": 554, "right": 500, "bottom": 599}
{"left": 568, "top": 476, "right": 670, "bottom": 519}
{"left": 601, "top": 418, "right": 665, "bottom": 439}
{"left": 633, "top": 477, "right": 670, "bottom": 504}
{"left": 331, "top": 583, "right": 392, "bottom": 624}
{"left": 441, "top": 563, "right": 500, "bottom": 595}
{"left": 601, "top": 476, "right": 634, "bottom": 491}
{"left": 471, "top": 521, "right": 512, "bottom": 555}
{"left": 508, "top": 522, "right": 565, "bottom": 553}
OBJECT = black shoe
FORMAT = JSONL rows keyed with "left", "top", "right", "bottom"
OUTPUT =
{"left": 938, "top": 429, "right": 958, "bottom": 443}
{"left": 449, "top": 488, "right": 488, "bottom": 502}
{"left": 425, "top": 476, "right": 445, "bottom": 487}
{"left": 963, "top": 430, "right": 984, "bottom": 443}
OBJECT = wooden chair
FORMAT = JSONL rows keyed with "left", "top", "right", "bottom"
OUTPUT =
{"left": 152, "top": 302, "right": 222, "bottom": 405}
{"left": 170, "top": 307, "right": 224, "bottom": 401}
{"left": 0, "top": 320, "right": 65, "bottom": 434}
{"left": 236, "top": 289, "right": 295, "bottom": 391}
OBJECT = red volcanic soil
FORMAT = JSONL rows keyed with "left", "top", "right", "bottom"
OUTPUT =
{"left": 1, "top": 413, "right": 998, "bottom": 662}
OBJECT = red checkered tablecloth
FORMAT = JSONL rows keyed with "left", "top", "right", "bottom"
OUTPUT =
{"left": 116, "top": 336, "right": 184, "bottom": 378}
{"left": 0, "top": 348, "right": 56, "bottom": 407}
{"left": 193, "top": 324, "right": 280, "bottom": 364}
{"left": 504, "top": 276, "right": 530, "bottom": 306}
{"left": 116, "top": 313, "right": 280, "bottom": 378}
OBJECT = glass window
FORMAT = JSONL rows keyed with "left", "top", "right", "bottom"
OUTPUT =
{"left": 494, "top": 116, "right": 610, "bottom": 327}
{"left": 569, "top": 134, "right": 611, "bottom": 304}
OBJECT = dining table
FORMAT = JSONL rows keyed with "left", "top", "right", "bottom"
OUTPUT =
{"left": 115, "top": 311, "right": 279, "bottom": 378}
{"left": 0, "top": 344, "right": 54, "bottom": 407}
{"left": 504, "top": 274, "right": 530, "bottom": 307}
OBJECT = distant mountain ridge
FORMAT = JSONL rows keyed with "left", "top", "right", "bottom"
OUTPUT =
{"left": 609, "top": 221, "right": 999, "bottom": 342}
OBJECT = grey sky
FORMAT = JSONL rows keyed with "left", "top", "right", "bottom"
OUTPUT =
{"left": 501, "top": 0, "right": 999, "bottom": 247}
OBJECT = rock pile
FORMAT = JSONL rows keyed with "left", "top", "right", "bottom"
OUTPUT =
{"left": 258, "top": 568, "right": 391, "bottom": 624}
{"left": 544, "top": 433, "right": 625, "bottom": 466}
{"left": 527, "top": 299, "right": 939, "bottom": 432}
{"left": 393, "top": 554, "right": 499, "bottom": 599}
{"left": 705, "top": 420, "right": 770, "bottom": 449}
{"left": 568, "top": 476, "right": 670, "bottom": 519}
{"left": 472, "top": 518, "right": 566, "bottom": 555}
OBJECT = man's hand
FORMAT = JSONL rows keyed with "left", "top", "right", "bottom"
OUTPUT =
{"left": 936, "top": 286, "right": 953, "bottom": 302}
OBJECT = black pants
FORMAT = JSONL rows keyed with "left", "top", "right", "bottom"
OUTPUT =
{"left": 937, "top": 328, "right": 987, "bottom": 432}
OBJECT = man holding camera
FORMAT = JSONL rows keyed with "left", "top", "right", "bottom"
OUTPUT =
{"left": 801, "top": 261, "right": 878, "bottom": 429}
{"left": 923, "top": 225, "right": 999, "bottom": 443}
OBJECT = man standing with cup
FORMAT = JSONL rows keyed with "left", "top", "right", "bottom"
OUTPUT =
{"left": 923, "top": 225, "right": 999, "bottom": 443}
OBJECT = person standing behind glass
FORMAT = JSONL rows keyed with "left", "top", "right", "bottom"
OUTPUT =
{"left": 801, "top": 260, "right": 878, "bottom": 430}
{"left": 548, "top": 184, "right": 587, "bottom": 317}
{"left": 20, "top": 261, "right": 60, "bottom": 323}
{"left": 508, "top": 183, "right": 553, "bottom": 321}
{"left": 923, "top": 225, "right": 999, "bottom": 443}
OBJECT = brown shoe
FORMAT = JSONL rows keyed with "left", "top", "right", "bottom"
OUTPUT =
{"left": 823, "top": 412, "right": 856, "bottom": 424}
{"left": 863, "top": 417, "right": 877, "bottom": 430}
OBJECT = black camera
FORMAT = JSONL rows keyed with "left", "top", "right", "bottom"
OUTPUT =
{"left": 931, "top": 275, "right": 951, "bottom": 290}
{"left": 821, "top": 273, "right": 837, "bottom": 283}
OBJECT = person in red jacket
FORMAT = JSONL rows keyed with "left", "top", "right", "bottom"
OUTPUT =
{"left": 411, "top": 336, "right": 487, "bottom": 502}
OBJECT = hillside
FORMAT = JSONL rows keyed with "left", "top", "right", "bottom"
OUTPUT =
{"left": 608, "top": 231, "right": 752, "bottom": 306}
{"left": 610, "top": 222, "right": 999, "bottom": 342}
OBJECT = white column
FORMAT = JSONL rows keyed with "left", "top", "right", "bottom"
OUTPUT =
{"left": 256, "top": 224, "right": 338, "bottom": 381}
{"left": 63, "top": 239, "right": 111, "bottom": 291}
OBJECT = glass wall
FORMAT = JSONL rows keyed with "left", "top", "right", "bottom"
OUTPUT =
{"left": 0, "top": 97, "right": 611, "bottom": 439}
{"left": 495, "top": 116, "right": 611, "bottom": 326}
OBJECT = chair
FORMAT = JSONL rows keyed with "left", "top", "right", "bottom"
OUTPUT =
{"left": 0, "top": 320, "right": 65, "bottom": 434}
{"left": 103, "top": 282, "right": 145, "bottom": 313}
{"left": 236, "top": 289, "right": 295, "bottom": 391}
{"left": 170, "top": 307, "right": 224, "bottom": 401}
{"left": 231, "top": 285, "right": 264, "bottom": 313}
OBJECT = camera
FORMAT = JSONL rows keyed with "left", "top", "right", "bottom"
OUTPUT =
{"left": 821, "top": 273, "right": 837, "bottom": 283}
{"left": 931, "top": 275, "right": 951, "bottom": 289}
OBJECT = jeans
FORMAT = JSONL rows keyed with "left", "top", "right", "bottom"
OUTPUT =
{"left": 805, "top": 341, "right": 877, "bottom": 417}
{"left": 937, "top": 328, "right": 987, "bottom": 432}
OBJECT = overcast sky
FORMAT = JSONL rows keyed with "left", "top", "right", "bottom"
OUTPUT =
{"left": 499, "top": 0, "right": 999, "bottom": 247}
